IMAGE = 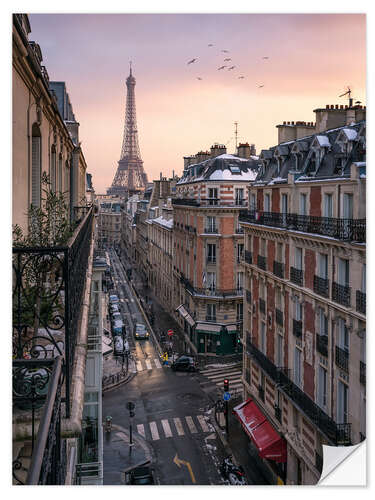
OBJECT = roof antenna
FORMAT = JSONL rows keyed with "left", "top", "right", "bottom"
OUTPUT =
{"left": 234, "top": 121, "right": 238, "bottom": 154}
{"left": 339, "top": 86, "right": 353, "bottom": 107}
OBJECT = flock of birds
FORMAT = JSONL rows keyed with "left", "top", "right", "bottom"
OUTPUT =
{"left": 187, "top": 44, "right": 268, "bottom": 88}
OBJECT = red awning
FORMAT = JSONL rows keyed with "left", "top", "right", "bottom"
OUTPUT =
{"left": 233, "top": 398, "right": 287, "bottom": 463}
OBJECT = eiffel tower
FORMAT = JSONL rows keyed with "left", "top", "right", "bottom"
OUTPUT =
{"left": 107, "top": 63, "right": 148, "bottom": 197}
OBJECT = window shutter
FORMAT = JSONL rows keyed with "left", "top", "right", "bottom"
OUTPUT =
{"left": 31, "top": 136, "right": 41, "bottom": 207}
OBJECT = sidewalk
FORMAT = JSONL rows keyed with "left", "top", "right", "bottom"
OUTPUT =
{"left": 103, "top": 423, "right": 153, "bottom": 485}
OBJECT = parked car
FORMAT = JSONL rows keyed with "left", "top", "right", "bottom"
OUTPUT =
{"left": 134, "top": 323, "right": 149, "bottom": 340}
{"left": 112, "top": 319, "right": 124, "bottom": 336}
{"left": 111, "top": 311, "right": 122, "bottom": 323}
{"left": 109, "top": 294, "right": 119, "bottom": 304}
{"left": 110, "top": 303, "right": 120, "bottom": 314}
{"left": 114, "top": 336, "right": 124, "bottom": 355}
{"left": 124, "top": 466, "right": 155, "bottom": 485}
{"left": 171, "top": 355, "right": 197, "bottom": 372}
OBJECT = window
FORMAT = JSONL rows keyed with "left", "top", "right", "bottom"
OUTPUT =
{"left": 338, "top": 258, "right": 349, "bottom": 287}
{"left": 275, "top": 287, "right": 282, "bottom": 309}
{"left": 318, "top": 308, "right": 328, "bottom": 336}
{"left": 208, "top": 188, "right": 218, "bottom": 205}
{"left": 338, "top": 318, "right": 349, "bottom": 352}
{"left": 235, "top": 188, "right": 244, "bottom": 205}
{"left": 264, "top": 193, "right": 270, "bottom": 212}
{"left": 58, "top": 154, "right": 62, "bottom": 193}
{"left": 207, "top": 243, "right": 216, "bottom": 263}
{"left": 50, "top": 145, "right": 57, "bottom": 193}
{"left": 276, "top": 242, "right": 283, "bottom": 262}
{"left": 342, "top": 193, "right": 353, "bottom": 219}
{"left": 236, "top": 271, "right": 244, "bottom": 290}
{"left": 230, "top": 165, "right": 241, "bottom": 174}
{"left": 236, "top": 303, "right": 243, "bottom": 321}
{"left": 323, "top": 193, "right": 333, "bottom": 218}
{"left": 294, "top": 346, "right": 302, "bottom": 387}
{"left": 206, "top": 216, "right": 217, "bottom": 232}
{"left": 250, "top": 193, "right": 256, "bottom": 210}
{"left": 337, "top": 381, "right": 348, "bottom": 423}
{"left": 206, "top": 303, "right": 216, "bottom": 321}
{"left": 260, "top": 321, "right": 266, "bottom": 354}
{"left": 260, "top": 238, "right": 266, "bottom": 256}
{"left": 276, "top": 332, "right": 283, "bottom": 366}
{"left": 319, "top": 254, "right": 328, "bottom": 279}
{"left": 207, "top": 272, "right": 216, "bottom": 290}
{"left": 295, "top": 247, "right": 303, "bottom": 270}
{"left": 299, "top": 193, "right": 307, "bottom": 215}
{"left": 317, "top": 365, "right": 327, "bottom": 410}
{"left": 31, "top": 124, "right": 41, "bottom": 208}
{"left": 281, "top": 193, "right": 288, "bottom": 213}
{"left": 237, "top": 243, "right": 244, "bottom": 263}
{"left": 295, "top": 301, "right": 303, "bottom": 321}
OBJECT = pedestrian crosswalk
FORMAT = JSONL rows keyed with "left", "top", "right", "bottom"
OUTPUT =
{"left": 132, "top": 357, "right": 163, "bottom": 373}
{"left": 135, "top": 415, "right": 213, "bottom": 441}
{"left": 199, "top": 363, "right": 243, "bottom": 393}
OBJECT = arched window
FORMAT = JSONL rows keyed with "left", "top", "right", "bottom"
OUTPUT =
{"left": 58, "top": 153, "right": 63, "bottom": 193}
{"left": 50, "top": 144, "right": 57, "bottom": 193}
{"left": 31, "top": 123, "right": 41, "bottom": 207}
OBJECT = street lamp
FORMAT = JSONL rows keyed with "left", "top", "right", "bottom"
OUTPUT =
{"left": 126, "top": 401, "right": 135, "bottom": 450}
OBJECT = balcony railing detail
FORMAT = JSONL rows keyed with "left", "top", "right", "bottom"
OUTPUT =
{"left": 293, "top": 319, "right": 302, "bottom": 338}
{"left": 259, "top": 298, "right": 266, "bottom": 314}
{"left": 332, "top": 282, "right": 351, "bottom": 307}
{"left": 246, "top": 339, "right": 351, "bottom": 445}
{"left": 356, "top": 290, "right": 366, "bottom": 314}
{"left": 290, "top": 267, "right": 304, "bottom": 286}
{"left": 314, "top": 275, "right": 329, "bottom": 298}
{"left": 244, "top": 250, "right": 252, "bottom": 265}
{"left": 335, "top": 346, "right": 349, "bottom": 372}
{"left": 273, "top": 261, "right": 284, "bottom": 279}
{"left": 275, "top": 308, "right": 283, "bottom": 327}
{"left": 180, "top": 275, "right": 243, "bottom": 298}
{"left": 257, "top": 255, "right": 267, "bottom": 271}
{"left": 360, "top": 361, "right": 366, "bottom": 386}
{"left": 238, "top": 210, "right": 366, "bottom": 243}
{"left": 316, "top": 334, "right": 328, "bottom": 357}
{"left": 205, "top": 227, "right": 219, "bottom": 234}
{"left": 12, "top": 207, "right": 94, "bottom": 418}
{"left": 172, "top": 198, "right": 250, "bottom": 208}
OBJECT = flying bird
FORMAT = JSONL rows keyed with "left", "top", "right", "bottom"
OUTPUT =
{"left": 217, "top": 66, "right": 226, "bottom": 70}
{"left": 208, "top": 44, "right": 214, "bottom": 47}
{"left": 224, "top": 58, "right": 231, "bottom": 62}
{"left": 197, "top": 77, "right": 203, "bottom": 80}
{"left": 238, "top": 76, "right": 245, "bottom": 79}
{"left": 258, "top": 84, "right": 264, "bottom": 88}
{"left": 221, "top": 50, "right": 229, "bottom": 53}
{"left": 228, "top": 66, "right": 236, "bottom": 70}
{"left": 187, "top": 58, "right": 197, "bottom": 64}
{"left": 262, "top": 56, "right": 269, "bottom": 59}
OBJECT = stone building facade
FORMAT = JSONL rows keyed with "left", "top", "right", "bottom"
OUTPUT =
{"left": 238, "top": 104, "right": 366, "bottom": 485}
{"left": 96, "top": 194, "right": 123, "bottom": 247}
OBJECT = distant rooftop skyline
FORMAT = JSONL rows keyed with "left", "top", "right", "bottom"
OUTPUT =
{"left": 28, "top": 13, "right": 366, "bottom": 192}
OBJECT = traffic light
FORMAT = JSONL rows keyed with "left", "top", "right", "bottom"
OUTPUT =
{"left": 224, "top": 379, "right": 229, "bottom": 392}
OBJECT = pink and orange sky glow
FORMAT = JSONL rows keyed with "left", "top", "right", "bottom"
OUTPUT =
{"left": 29, "top": 13, "right": 366, "bottom": 193}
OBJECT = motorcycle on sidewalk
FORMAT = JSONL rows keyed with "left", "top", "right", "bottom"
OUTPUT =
{"left": 220, "top": 456, "right": 247, "bottom": 485}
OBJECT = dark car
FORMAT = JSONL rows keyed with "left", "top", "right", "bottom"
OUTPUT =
{"left": 171, "top": 355, "right": 197, "bottom": 372}
{"left": 124, "top": 466, "right": 155, "bottom": 485}
{"left": 134, "top": 323, "right": 149, "bottom": 340}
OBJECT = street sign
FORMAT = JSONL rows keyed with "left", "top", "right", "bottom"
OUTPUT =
{"left": 223, "top": 392, "right": 231, "bottom": 401}
{"left": 167, "top": 329, "right": 173, "bottom": 337}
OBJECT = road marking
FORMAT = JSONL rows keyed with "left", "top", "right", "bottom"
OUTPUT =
{"left": 145, "top": 359, "right": 152, "bottom": 370}
{"left": 137, "top": 424, "right": 145, "bottom": 438}
{"left": 136, "top": 361, "right": 143, "bottom": 372}
{"left": 197, "top": 415, "right": 210, "bottom": 432}
{"left": 131, "top": 299, "right": 134, "bottom": 303}
{"left": 161, "top": 419, "right": 172, "bottom": 438}
{"left": 154, "top": 358, "right": 162, "bottom": 369}
{"left": 149, "top": 421, "right": 160, "bottom": 441}
{"left": 173, "top": 454, "right": 196, "bottom": 484}
{"left": 185, "top": 416, "right": 197, "bottom": 434}
{"left": 173, "top": 417, "right": 185, "bottom": 436}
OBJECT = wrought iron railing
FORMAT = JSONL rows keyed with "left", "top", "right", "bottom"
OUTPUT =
{"left": 206, "top": 257, "right": 217, "bottom": 264}
{"left": 356, "top": 290, "right": 366, "bottom": 314}
{"left": 316, "top": 334, "right": 328, "bottom": 357}
{"left": 205, "top": 227, "right": 219, "bottom": 234}
{"left": 238, "top": 210, "right": 366, "bottom": 243}
{"left": 276, "top": 308, "right": 284, "bottom": 327}
{"left": 290, "top": 267, "right": 303, "bottom": 286}
{"left": 13, "top": 207, "right": 93, "bottom": 418}
{"left": 180, "top": 275, "right": 243, "bottom": 298}
{"left": 314, "top": 275, "right": 329, "bottom": 298}
{"left": 332, "top": 282, "right": 351, "bottom": 307}
{"left": 257, "top": 255, "right": 267, "bottom": 271}
{"left": 273, "top": 261, "right": 284, "bottom": 279}
{"left": 293, "top": 319, "right": 302, "bottom": 338}
{"left": 360, "top": 361, "right": 366, "bottom": 386}
{"left": 259, "top": 298, "right": 266, "bottom": 314}
{"left": 246, "top": 339, "right": 351, "bottom": 445}
{"left": 172, "top": 198, "right": 249, "bottom": 208}
{"left": 335, "top": 346, "right": 349, "bottom": 372}
{"left": 244, "top": 250, "right": 252, "bottom": 264}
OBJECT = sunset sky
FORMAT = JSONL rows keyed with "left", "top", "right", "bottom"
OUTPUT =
{"left": 28, "top": 13, "right": 366, "bottom": 193}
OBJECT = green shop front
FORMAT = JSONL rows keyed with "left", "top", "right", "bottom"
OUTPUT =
{"left": 195, "top": 322, "right": 238, "bottom": 355}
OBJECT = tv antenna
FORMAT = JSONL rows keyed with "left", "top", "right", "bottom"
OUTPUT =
{"left": 339, "top": 86, "right": 353, "bottom": 106}
{"left": 234, "top": 121, "right": 238, "bottom": 152}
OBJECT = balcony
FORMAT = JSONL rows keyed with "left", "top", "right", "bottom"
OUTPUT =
{"left": 205, "top": 226, "right": 219, "bottom": 234}
{"left": 316, "top": 334, "right": 328, "bottom": 357}
{"left": 275, "top": 308, "right": 283, "bottom": 327}
{"left": 290, "top": 267, "right": 303, "bottom": 286}
{"left": 332, "top": 282, "right": 351, "bottom": 307}
{"left": 180, "top": 275, "right": 243, "bottom": 298}
{"left": 205, "top": 315, "right": 217, "bottom": 322}
{"left": 172, "top": 198, "right": 248, "bottom": 208}
{"left": 314, "top": 275, "right": 329, "bottom": 298}
{"left": 360, "top": 361, "right": 366, "bottom": 385}
{"left": 257, "top": 255, "right": 267, "bottom": 271}
{"left": 335, "top": 346, "right": 349, "bottom": 372}
{"left": 206, "top": 257, "right": 217, "bottom": 264}
{"left": 238, "top": 210, "right": 366, "bottom": 243}
{"left": 356, "top": 290, "right": 366, "bottom": 314}
{"left": 244, "top": 250, "right": 252, "bottom": 265}
{"left": 273, "top": 261, "right": 284, "bottom": 279}
{"left": 259, "top": 298, "right": 266, "bottom": 314}
{"left": 274, "top": 404, "right": 282, "bottom": 423}
{"left": 246, "top": 339, "right": 352, "bottom": 445}
{"left": 293, "top": 319, "right": 302, "bottom": 338}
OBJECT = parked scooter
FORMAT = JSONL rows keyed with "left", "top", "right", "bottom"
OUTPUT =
{"left": 220, "top": 456, "right": 247, "bottom": 485}
{"left": 105, "top": 415, "right": 112, "bottom": 433}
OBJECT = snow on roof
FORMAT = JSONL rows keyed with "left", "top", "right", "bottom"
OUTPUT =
{"left": 152, "top": 216, "right": 173, "bottom": 229}
{"left": 342, "top": 128, "right": 358, "bottom": 141}
{"left": 214, "top": 153, "right": 250, "bottom": 161}
{"left": 316, "top": 135, "right": 331, "bottom": 147}
{"left": 209, "top": 168, "right": 258, "bottom": 181}
{"left": 353, "top": 162, "right": 366, "bottom": 167}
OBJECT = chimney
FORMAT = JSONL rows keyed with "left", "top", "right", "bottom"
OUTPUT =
{"left": 314, "top": 104, "right": 347, "bottom": 133}
{"left": 276, "top": 122, "right": 296, "bottom": 144}
{"left": 237, "top": 142, "right": 251, "bottom": 159}
{"left": 250, "top": 144, "right": 256, "bottom": 156}
{"left": 210, "top": 143, "right": 227, "bottom": 158}
{"left": 183, "top": 155, "right": 195, "bottom": 168}
{"left": 195, "top": 150, "right": 211, "bottom": 163}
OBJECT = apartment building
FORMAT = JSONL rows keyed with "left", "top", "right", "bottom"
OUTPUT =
{"left": 238, "top": 104, "right": 366, "bottom": 485}
{"left": 121, "top": 193, "right": 140, "bottom": 263}
{"left": 96, "top": 195, "right": 123, "bottom": 247}
{"left": 173, "top": 144, "right": 260, "bottom": 356}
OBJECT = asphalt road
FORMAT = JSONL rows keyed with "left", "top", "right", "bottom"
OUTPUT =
{"left": 103, "top": 249, "right": 225, "bottom": 485}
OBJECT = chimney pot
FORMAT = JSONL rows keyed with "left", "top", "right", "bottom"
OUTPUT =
{"left": 335, "top": 104, "right": 339, "bottom": 109}
{"left": 292, "top": 121, "right": 295, "bottom": 125}
{"left": 287, "top": 121, "right": 290, "bottom": 125}
{"left": 326, "top": 104, "right": 329, "bottom": 109}
{"left": 331, "top": 105, "right": 334, "bottom": 109}
{"left": 283, "top": 121, "right": 286, "bottom": 125}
